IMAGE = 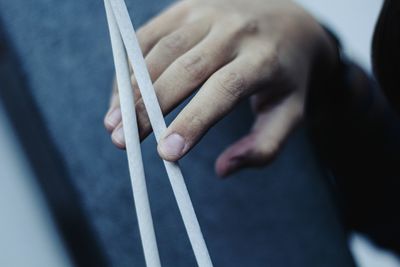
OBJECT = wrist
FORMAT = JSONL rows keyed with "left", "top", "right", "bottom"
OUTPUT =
{"left": 312, "top": 24, "right": 344, "bottom": 83}
{"left": 306, "top": 25, "right": 378, "bottom": 121}
{"left": 305, "top": 25, "right": 348, "bottom": 122}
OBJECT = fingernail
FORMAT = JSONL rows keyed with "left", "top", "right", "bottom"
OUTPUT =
{"left": 112, "top": 126, "right": 125, "bottom": 146}
{"left": 106, "top": 108, "right": 121, "bottom": 129}
{"left": 159, "top": 133, "right": 186, "bottom": 159}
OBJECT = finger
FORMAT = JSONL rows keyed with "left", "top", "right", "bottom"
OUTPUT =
{"left": 111, "top": 122, "right": 126, "bottom": 149}
{"left": 215, "top": 92, "right": 305, "bottom": 177}
{"left": 137, "top": 1, "right": 189, "bottom": 56}
{"left": 104, "top": 78, "right": 122, "bottom": 132}
{"left": 106, "top": 18, "right": 211, "bottom": 134}
{"left": 157, "top": 53, "right": 269, "bottom": 161}
{"left": 136, "top": 25, "right": 240, "bottom": 140}
{"left": 116, "top": 1, "right": 190, "bottom": 129}
{"left": 110, "top": 77, "right": 119, "bottom": 106}
{"left": 144, "top": 18, "right": 212, "bottom": 83}
{"left": 132, "top": 18, "right": 212, "bottom": 120}
{"left": 109, "top": 97, "right": 153, "bottom": 149}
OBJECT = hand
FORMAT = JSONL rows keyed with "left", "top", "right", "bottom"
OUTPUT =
{"left": 104, "top": 0, "right": 337, "bottom": 177}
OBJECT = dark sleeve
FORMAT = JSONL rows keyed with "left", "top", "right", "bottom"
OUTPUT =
{"left": 305, "top": 35, "right": 400, "bottom": 255}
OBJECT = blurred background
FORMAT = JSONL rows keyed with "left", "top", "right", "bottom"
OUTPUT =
{"left": 0, "top": 0, "right": 398, "bottom": 266}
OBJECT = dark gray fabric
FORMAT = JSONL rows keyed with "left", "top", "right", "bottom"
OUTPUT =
{"left": 0, "top": 0, "right": 355, "bottom": 266}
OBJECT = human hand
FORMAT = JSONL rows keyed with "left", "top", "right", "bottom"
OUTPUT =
{"left": 104, "top": 0, "right": 338, "bottom": 177}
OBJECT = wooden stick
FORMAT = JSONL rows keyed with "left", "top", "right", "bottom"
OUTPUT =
{"left": 104, "top": 1, "right": 161, "bottom": 266}
{"left": 108, "top": 1, "right": 213, "bottom": 266}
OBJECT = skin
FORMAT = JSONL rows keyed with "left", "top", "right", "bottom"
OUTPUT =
{"left": 104, "top": 0, "right": 338, "bottom": 177}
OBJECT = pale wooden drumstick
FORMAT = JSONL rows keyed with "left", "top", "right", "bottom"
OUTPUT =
{"left": 107, "top": 1, "right": 213, "bottom": 266}
{"left": 104, "top": 1, "right": 161, "bottom": 266}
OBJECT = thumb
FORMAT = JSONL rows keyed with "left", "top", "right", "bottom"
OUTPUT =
{"left": 215, "top": 94, "right": 304, "bottom": 177}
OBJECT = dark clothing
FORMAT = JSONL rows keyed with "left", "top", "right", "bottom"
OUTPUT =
{"left": 373, "top": 0, "right": 400, "bottom": 113}
{"left": 307, "top": 59, "right": 400, "bottom": 254}
{"left": 0, "top": 0, "right": 355, "bottom": 266}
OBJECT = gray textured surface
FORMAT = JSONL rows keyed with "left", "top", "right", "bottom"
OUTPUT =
{"left": 0, "top": 0, "right": 354, "bottom": 266}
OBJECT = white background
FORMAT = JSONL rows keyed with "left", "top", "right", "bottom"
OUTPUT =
{"left": 296, "top": 0, "right": 383, "bottom": 70}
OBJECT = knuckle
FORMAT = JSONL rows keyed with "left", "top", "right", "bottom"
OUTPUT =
{"left": 263, "top": 142, "right": 280, "bottom": 158}
{"left": 224, "top": 15, "right": 259, "bottom": 37}
{"left": 179, "top": 53, "right": 208, "bottom": 81}
{"left": 159, "top": 32, "right": 188, "bottom": 53}
{"left": 190, "top": 114, "right": 206, "bottom": 131}
{"left": 189, "top": 6, "right": 217, "bottom": 21}
{"left": 176, "top": 112, "right": 207, "bottom": 144}
{"left": 186, "top": 113, "right": 207, "bottom": 138}
{"left": 253, "top": 48, "right": 283, "bottom": 83}
{"left": 242, "top": 18, "right": 259, "bottom": 34}
{"left": 264, "top": 51, "right": 281, "bottom": 75}
{"left": 216, "top": 71, "right": 246, "bottom": 101}
{"left": 137, "top": 28, "right": 153, "bottom": 52}
{"left": 253, "top": 142, "right": 280, "bottom": 164}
